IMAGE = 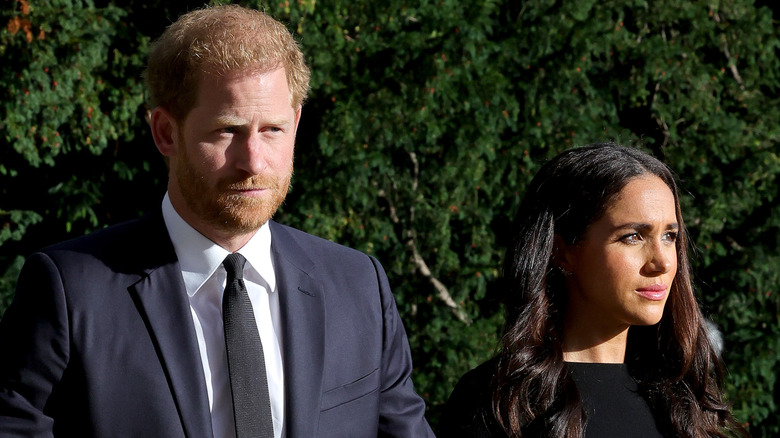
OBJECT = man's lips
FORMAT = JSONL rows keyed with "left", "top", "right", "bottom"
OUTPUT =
{"left": 635, "top": 283, "right": 667, "bottom": 301}
{"left": 228, "top": 182, "right": 274, "bottom": 191}
{"left": 224, "top": 186, "right": 271, "bottom": 198}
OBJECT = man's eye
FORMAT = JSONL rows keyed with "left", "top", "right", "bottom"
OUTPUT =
{"left": 220, "top": 127, "right": 237, "bottom": 134}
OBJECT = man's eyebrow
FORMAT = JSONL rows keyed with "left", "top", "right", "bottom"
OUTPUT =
{"left": 214, "top": 115, "right": 248, "bottom": 126}
{"left": 214, "top": 115, "right": 291, "bottom": 126}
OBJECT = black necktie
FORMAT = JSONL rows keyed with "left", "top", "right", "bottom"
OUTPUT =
{"left": 222, "top": 253, "right": 274, "bottom": 438}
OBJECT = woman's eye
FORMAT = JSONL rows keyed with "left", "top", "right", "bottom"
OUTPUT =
{"left": 620, "top": 233, "right": 641, "bottom": 243}
{"left": 663, "top": 231, "right": 678, "bottom": 243}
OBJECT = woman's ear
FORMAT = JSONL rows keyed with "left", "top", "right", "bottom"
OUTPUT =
{"left": 150, "top": 106, "right": 179, "bottom": 157}
{"left": 554, "top": 234, "right": 575, "bottom": 274}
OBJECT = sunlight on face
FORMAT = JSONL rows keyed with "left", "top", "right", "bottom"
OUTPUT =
{"left": 563, "top": 175, "right": 679, "bottom": 335}
{"left": 169, "top": 68, "right": 299, "bottom": 238}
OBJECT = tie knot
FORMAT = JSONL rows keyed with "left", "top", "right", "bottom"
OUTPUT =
{"left": 223, "top": 253, "right": 247, "bottom": 280}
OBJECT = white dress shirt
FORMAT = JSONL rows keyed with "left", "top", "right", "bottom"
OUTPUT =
{"left": 162, "top": 193, "right": 285, "bottom": 438}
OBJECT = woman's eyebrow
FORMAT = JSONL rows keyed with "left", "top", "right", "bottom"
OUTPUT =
{"left": 613, "top": 222, "right": 679, "bottom": 231}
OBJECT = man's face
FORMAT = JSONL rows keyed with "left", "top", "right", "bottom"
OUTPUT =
{"left": 166, "top": 68, "right": 300, "bottom": 240}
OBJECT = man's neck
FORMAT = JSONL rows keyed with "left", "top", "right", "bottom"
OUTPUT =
{"left": 182, "top": 219, "right": 260, "bottom": 253}
{"left": 166, "top": 192, "right": 262, "bottom": 253}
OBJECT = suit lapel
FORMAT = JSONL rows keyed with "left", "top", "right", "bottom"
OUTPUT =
{"left": 129, "top": 212, "right": 213, "bottom": 438}
{"left": 270, "top": 221, "right": 325, "bottom": 437}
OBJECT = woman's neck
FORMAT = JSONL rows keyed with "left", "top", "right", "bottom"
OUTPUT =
{"left": 562, "top": 313, "right": 629, "bottom": 363}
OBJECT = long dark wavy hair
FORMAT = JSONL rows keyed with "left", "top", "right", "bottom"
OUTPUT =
{"left": 493, "top": 143, "right": 747, "bottom": 437}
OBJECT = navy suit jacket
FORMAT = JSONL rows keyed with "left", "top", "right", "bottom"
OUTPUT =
{"left": 0, "top": 211, "right": 434, "bottom": 437}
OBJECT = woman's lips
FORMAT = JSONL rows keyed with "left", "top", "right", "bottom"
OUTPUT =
{"left": 635, "top": 284, "right": 667, "bottom": 301}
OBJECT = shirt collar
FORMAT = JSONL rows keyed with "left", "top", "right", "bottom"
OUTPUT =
{"left": 161, "top": 193, "right": 276, "bottom": 297}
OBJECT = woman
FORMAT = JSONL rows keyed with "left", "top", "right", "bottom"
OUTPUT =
{"left": 437, "top": 144, "right": 747, "bottom": 437}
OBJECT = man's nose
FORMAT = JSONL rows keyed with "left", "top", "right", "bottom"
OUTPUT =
{"left": 234, "top": 133, "right": 267, "bottom": 175}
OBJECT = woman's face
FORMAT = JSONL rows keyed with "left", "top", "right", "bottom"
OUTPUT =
{"left": 561, "top": 175, "right": 678, "bottom": 332}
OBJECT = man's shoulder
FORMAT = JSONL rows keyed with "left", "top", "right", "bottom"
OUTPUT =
{"left": 38, "top": 212, "right": 171, "bottom": 271}
{"left": 269, "top": 220, "right": 373, "bottom": 261}
{"left": 46, "top": 213, "right": 161, "bottom": 250}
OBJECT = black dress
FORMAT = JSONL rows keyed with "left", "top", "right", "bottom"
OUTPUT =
{"left": 436, "top": 358, "right": 663, "bottom": 437}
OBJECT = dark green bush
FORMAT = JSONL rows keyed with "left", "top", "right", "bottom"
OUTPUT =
{"left": 2, "top": 0, "right": 778, "bottom": 435}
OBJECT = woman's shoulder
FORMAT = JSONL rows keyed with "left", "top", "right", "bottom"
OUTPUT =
{"left": 455, "top": 356, "right": 499, "bottom": 394}
{"left": 436, "top": 356, "right": 505, "bottom": 437}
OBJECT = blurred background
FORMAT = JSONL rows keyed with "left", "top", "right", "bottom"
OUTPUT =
{"left": 1, "top": 0, "right": 778, "bottom": 434}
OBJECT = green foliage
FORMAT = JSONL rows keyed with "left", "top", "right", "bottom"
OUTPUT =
{"left": 0, "top": 0, "right": 158, "bottom": 301}
{"left": 264, "top": 0, "right": 780, "bottom": 432}
{"left": 0, "top": 208, "right": 39, "bottom": 311}
{"left": 0, "top": 210, "right": 42, "bottom": 245}
{"left": 1, "top": 0, "right": 778, "bottom": 435}
{"left": 263, "top": 0, "right": 530, "bottom": 413}
{"left": 2, "top": 0, "right": 145, "bottom": 167}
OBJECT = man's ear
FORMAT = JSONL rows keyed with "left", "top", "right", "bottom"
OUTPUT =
{"left": 293, "top": 106, "right": 302, "bottom": 136}
{"left": 150, "top": 106, "right": 179, "bottom": 157}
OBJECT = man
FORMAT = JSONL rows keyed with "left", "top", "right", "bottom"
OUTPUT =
{"left": 0, "top": 5, "right": 434, "bottom": 437}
